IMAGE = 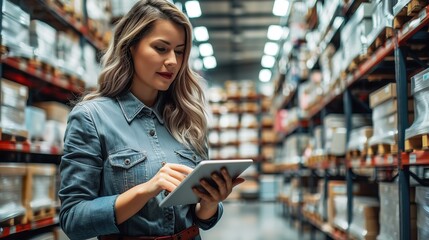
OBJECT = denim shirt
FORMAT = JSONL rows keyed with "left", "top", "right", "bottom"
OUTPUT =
{"left": 59, "top": 92, "right": 223, "bottom": 240}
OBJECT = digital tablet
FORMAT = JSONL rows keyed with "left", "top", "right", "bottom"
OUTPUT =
{"left": 159, "top": 159, "right": 253, "bottom": 208}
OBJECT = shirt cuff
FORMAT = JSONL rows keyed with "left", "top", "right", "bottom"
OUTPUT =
{"left": 193, "top": 202, "right": 223, "bottom": 230}
{"left": 90, "top": 195, "right": 121, "bottom": 235}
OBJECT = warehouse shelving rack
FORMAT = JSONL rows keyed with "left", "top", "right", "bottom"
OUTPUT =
{"left": 272, "top": 2, "right": 429, "bottom": 240}
{"left": 0, "top": 0, "right": 104, "bottom": 238}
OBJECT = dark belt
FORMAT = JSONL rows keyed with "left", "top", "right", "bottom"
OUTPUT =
{"left": 99, "top": 225, "right": 199, "bottom": 240}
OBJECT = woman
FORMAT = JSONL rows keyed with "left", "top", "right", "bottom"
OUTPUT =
{"left": 58, "top": 1, "right": 244, "bottom": 239}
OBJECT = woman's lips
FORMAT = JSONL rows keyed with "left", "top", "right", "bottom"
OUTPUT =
{"left": 157, "top": 72, "right": 173, "bottom": 79}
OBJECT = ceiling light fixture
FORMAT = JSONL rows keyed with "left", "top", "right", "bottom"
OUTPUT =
{"left": 203, "top": 56, "right": 217, "bottom": 69}
{"left": 185, "top": 1, "right": 202, "bottom": 18}
{"left": 194, "top": 26, "right": 209, "bottom": 41}
{"left": 272, "top": 0, "right": 289, "bottom": 16}
{"left": 267, "top": 25, "right": 283, "bottom": 41}
{"left": 259, "top": 69, "right": 272, "bottom": 82}
{"left": 264, "top": 42, "right": 279, "bottom": 56}
{"left": 199, "top": 43, "right": 213, "bottom": 57}
{"left": 261, "top": 55, "right": 276, "bottom": 68}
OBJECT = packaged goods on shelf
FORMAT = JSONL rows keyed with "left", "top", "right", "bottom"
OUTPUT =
{"left": 207, "top": 87, "right": 227, "bottom": 103}
{"left": 219, "top": 146, "right": 238, "bottom": 159}
{"left": 42, "top": 120, "right": 67, "bottom": 151}
{"left": 318, "top": 0, "right": 341, "bottom": 38}
{"left": 25, "top": 164, "right": 56, "bottom": 222}
{"left": 261, "top": 129, "right": 276, "bottom": 144}
{"left": 0, "top": 163, "right": 27, "bottom": 224}
{"left": 208, "top": 114, "right": 219, "bottom": 128}
{"left": 372, "top": 98, "right": 414, "bottom": 120}
{"left": 82, "top": 42, "right": 101, "bottom": 88}
{"left": 393, "top": 0, "right": 414, "bottom": 16}
{"left": 219, "top": 130, "right": 238, "bottom": 144}
{"left": 56, "top": 31, "right": 84, "bottom": 78}
{"left": 1, "top": 105, "right": 26, "bottom": 132}
{"left": 1, "top": 78, "right": 29, "bottom": 110}
{"left": 333, "top": 195, "right": 348, "bottom": 230}
{"left": 29, "top": 20, "right": 57, "bottom": 67}
{"left": 240, "top": 114, "right": 258, "bottom": 128}
{"left": 341, "top": 2, "right": 375, "bottom": 69}
{"left": 33, "top": 102, "right": 70, "bottom": 124}
{"left": 1, "top": 0, "right": 33, "bottom": 58}
{"left": 239, "top": 80, "right": 257, "bottom": 98}
{"left": 323, "top": 114, "right": 371, "bottom": 156}
{"left": 25, "top": 106, "right": 47, "bottom": 141}
{"left": 327, "top": 181, "right": 378, "bottom": 226}
{"left": 223, "top": 101, "right": 239, "bottom": 112}
{"left": 377, "top": 182, "right": 417, "bottom": 240}
{"left": 331, "top": 46, "right": 345, "bottom": 84}
{"left": 238, "top": 143, "right": 259, "bottom": 158}
{"left": 416, "top": 186, "right": 429, "bottom": 240}
{"left": 239, "top": 102, "right": 259, "bottom": 113}
{"left": 369, "top": 83, "right": 397, "bottom": 108}
{"left": 320, "top": 45, "right": 341, "bottom": 94}
{"left": 298, "top": 72, "right": 323, "bottom": 111}
{"left": 261, "top": 114, "right": 274, "bottom": 128}
{"left": 274, "top": 107, "right": 305, "bottom": 132}
{"left": 347, "top": 126, "right": 374, "bottom": 152}
{"left": 219, "top": 113, "right": 239, "bottom": 128}
{"left": 111, "top": 0, "right": 139, "bottom": 18}
{"left": 279, "top": 133, "right": 310, "bottom": 164}
{"left": 208, "top": 131, "right": 219, "bottom": 145}
{"left": 367, "top": 0, "right": 395, "bottom": 48}
{"left": 369, "top": 113, "right": 414, "bottom": 146}
{"left": 225, "top": 81, "right": 241, "bottom": 98}
{"left": 405, "top": 68, "right": 429, "bottom": 140}
{"left": 86, "top": 0, "right": 112, "bottom": 38}
{"left": 311, "top": 126, "right": 324, "bottom": 156}
{"left": 349, "top": 197, "right": 380, "bottom": 240}
{"left": 262, "top": 145, "right": 275, "bottom": 161}
{"left": 238, "top": 128, "right": 259, "bottom": 143}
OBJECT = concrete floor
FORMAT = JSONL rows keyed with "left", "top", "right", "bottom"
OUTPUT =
{"left": 200, "top": 201, "right": 317, "bottom": 240}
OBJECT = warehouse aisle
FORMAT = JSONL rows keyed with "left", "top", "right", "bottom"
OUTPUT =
{"left": 200, "top": 201, "right": 313, "bottom": 240}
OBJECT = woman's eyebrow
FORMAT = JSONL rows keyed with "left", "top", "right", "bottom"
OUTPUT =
{"left": 158, "top": 39, "right": 185, "bottom": 47}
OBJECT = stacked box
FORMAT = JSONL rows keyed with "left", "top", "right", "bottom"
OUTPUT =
{"left": 367, "top": 0, "right": 396, "bottom": 48}
{"left": 24, "top": 164, "right": 56, "bottom": 222}
{"left": 349, "top": 197, "right": 380, "bottom": 240}
{"left": 341, "top": 2, "right": 375, "bottom": 68}
{"left": 25, "top": 106, "right": 47, "bottom": 141}
{"left": 405, "top": 68, "right": 429, "bottom": 140}
{"left": 56, "top": 31, "right": 83, "bottom": 78}
{"left": 0, "top": 79, "right": 29, "bottom": 134}
{"left": 0, "top": 163, "right": 27, "bottom": 224}
{"left": 29, "top": 20, "right": 57, "bottom": 67}
{"left": 280, "top": 133, "right": 310, "bottom": 164}
{"left": 377, "top": 182, "right": 417, "bottom": 240}
{"left": 1, "top": 0, "right": 33, "bottom": 58}
{"left": 416, "top": 186, "right": 429, "bottom": 240}
{"left": 347, "top": 127, "right": 374, "bottom": 153}
{"left": 369, "top": 83, "right": 414, "bottom": 147}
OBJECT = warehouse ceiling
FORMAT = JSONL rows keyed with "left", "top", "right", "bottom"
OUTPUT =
{"left": 187, "top": 0, "right": 281, "bottom": 67}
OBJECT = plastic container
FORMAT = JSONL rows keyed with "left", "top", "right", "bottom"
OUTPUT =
{"left": 0, "top": 164, "right": 27, "bottom": 222}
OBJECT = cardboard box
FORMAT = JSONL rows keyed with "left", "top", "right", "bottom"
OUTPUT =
{"left": 370, "top": 83, "right": 397, "bottom": 108}
{"left": 33, "top": 102, "right": 71, "bottom": 123}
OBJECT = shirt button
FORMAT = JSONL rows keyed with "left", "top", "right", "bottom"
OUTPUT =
{"left": 124, "top": 159, "right": 131, "bottom": 165}
{"left": 149, "top": 130, "right": 155, "bottom": 136}
{"left": 193, "top": 156, "right": 197, "bottom": 161}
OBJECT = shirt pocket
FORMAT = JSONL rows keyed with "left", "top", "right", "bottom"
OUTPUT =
{"left": 175, "top": 149, "right": 202, "bottom": 168}
{"left": 107, "top": 148, "right": 147, "bottom": 193}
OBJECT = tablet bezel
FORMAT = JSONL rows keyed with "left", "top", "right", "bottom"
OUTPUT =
{"left": 159, "top": 159, "right": 253, "bottom": 208}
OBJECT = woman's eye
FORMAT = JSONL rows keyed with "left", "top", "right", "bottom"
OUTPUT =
{"left": 155, "top": 46, "right": 166, "bottom": 52}
{"left": 175, "top": 50, "right": 184, "bottom": 55}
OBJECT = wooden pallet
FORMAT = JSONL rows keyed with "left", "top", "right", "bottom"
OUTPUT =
{"left": 394, "top": 0, "right": 429, "bottom": 29}
{"left": 27, "top": 206, "right": 56, "bottom": 222}
{"left": 346, "top": 148, "right": 368, "bottom": 159}
{"left": 405, "top": 134, "right": 429, "bottom": 152}
{"left": 347, "top": 54, "right": 368, "bottom": 73}
{"left": 368, "top": 143, "right": 398, "bottom": 156}
{"left": 0, "top": 214, "right": 27, "bottom": 227}
{"left": 0, "top": 128, "right": 29, "bottom": 142}
{"left": 367, "top": 27, "right": 394, "bottom": 54}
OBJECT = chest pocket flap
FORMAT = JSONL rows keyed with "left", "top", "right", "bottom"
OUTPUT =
{"left": 108, "top": 148, "right": 147, "bottom": 169}
{"left": 175, "top": 149, "right": 203, "bottom": 164}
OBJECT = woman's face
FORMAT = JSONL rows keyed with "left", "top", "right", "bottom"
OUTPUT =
{"left": 130, "top": 19, "right": 186, "bottom": 103}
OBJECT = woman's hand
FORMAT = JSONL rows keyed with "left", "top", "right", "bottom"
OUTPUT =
{"left": 145, "top": 163, "right": 194, "bottom": 198}
{"left": 192, "top": 167, "right": 245, "bottom": 219}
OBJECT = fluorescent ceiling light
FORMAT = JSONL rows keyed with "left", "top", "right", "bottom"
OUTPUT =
{"left": 199, "top": 43, "right": 213, "bottom": 57}
{"left": 203, "top": 56, "right": 217, "bottom": 69}
{"left": 261, "top": 55, "right": 276, "bottom": 68}
{"left": 264, "top": 42, "right": 279, "bottom": 56}
{"left": 194, "top": 26, "right": 209, "bottom": 41}
{"left": 259, "top": 69, "right": 272, "bottom": 82}
{"left": 192, "top": 58, "right": 203, "bottom": 71}
{"left": 273, "top": 0, "right": 289, "bottom": 16}
{"left": 267, "top": 25, "right": 283, "bottom": 40}
{"left": 185, "top": 1, "right": 202, "bottom": 18}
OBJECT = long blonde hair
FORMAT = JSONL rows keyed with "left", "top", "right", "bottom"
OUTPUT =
{"left": 83, "top": 0, "right": 208, "bottom": 158}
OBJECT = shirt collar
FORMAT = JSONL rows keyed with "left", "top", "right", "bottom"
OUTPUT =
{"left": 116, "top": 92, "right": 164, "bottom": 124}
